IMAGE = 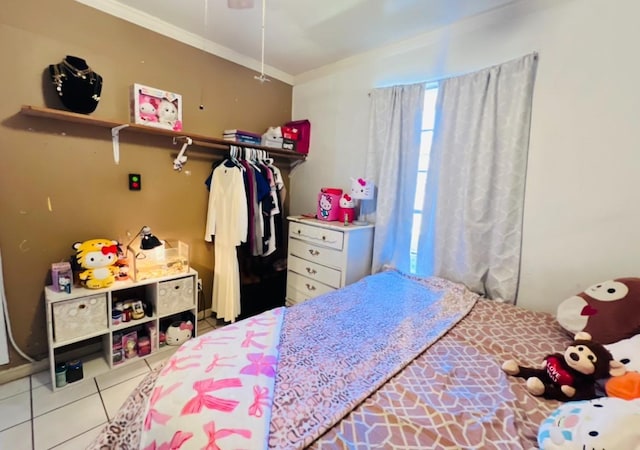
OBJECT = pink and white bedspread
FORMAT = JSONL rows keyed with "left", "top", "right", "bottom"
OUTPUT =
{"left": 140, "top": 307, "right": 284, "bottom": 450}
{"left": 89, "top": 270, "right": 569, "bottom": 449}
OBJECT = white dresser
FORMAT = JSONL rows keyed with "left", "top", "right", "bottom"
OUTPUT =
{"left": 286, "top": 216, "right": 374, "bottom": 306}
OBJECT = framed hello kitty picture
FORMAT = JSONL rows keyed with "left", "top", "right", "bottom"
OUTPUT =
{"left": 130, "top": 83, "right": 183, "bottom": 132}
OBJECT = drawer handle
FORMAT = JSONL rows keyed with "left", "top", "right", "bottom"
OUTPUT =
{"left": 297, "top": 229, "right": 301, "bottom": 234}
{"left": 78, "top": 304, "right": 86, "bottom": 310}
{"left": 322, "top": 235, "right": 326, "bottom": 240}
{"left": 308, "top": 249, "right": 320, "bottom": 256}
{"left": 305, "top": 283, "right": 317, "bottom": 291}
{"left": 305, "top": 267, "right": 317, "bottom": 275}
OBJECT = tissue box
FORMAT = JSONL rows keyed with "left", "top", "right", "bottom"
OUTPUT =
{"left": 51, "top": 262, "right": 73, "bottom": 293}
{"left": 130, "top": 83, "right": 183, "bottom": 132}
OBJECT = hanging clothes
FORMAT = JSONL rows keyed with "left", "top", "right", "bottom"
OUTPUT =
{"left": 204, "top": 160, "right": 248, "bottom": 322}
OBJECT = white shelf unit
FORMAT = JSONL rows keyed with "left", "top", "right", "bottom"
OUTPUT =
{"left": 44, "top": 269, "right": 198, "bottom": 391}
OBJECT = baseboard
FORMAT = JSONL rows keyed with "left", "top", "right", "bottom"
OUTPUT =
{"left": 0, "top": 358, "right": 49, "bottom": 385}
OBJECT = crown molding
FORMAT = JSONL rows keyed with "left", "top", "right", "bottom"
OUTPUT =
{"left": 75, "top": 0, "right": 294, "bottom": 85}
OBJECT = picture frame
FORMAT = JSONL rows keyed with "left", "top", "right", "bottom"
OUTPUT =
{"left": 130, "top": 83, "right": 183, "bottom": 132}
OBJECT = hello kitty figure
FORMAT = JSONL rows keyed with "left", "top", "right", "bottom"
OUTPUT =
{"left": 339, "top": 193, "right": 355, "bottom": 224}
{"left": 157, "top": 99, "right": 182, "bottom": 131}
{"left": 138, "top": 94, "right": 158, "bottom": 122}
{"left": 165, "top": 321, "right": 193, "bottom": 346}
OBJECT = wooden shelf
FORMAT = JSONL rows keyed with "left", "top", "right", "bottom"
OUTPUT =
{"left": 20, "top": 105, "right": 306, "bottom": 163}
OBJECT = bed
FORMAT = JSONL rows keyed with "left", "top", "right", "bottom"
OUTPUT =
{"left": 89, "top": 270, "right": 571, "bottom": 449}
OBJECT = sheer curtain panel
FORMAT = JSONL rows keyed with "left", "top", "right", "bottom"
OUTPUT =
{"left": 417, "top": 53, "right": 538, "bottom": 302}
{"left": 365, "top": 83, "right": 425, "bottom": 274}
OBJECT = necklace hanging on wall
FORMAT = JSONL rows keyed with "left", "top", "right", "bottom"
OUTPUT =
{"left": 48, "top": 55, "right": 103, "bottom": 114}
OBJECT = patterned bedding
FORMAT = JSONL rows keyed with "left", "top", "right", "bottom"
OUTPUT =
{"left": 89, "top": 271, "right": 569, "bottom": 449}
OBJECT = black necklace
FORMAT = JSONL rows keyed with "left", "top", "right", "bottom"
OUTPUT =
{"left": 61, "top": 57, "right": 94, "bottom": 79}
{"left": 50, "top": 59, "right": 102, "bottom": 102}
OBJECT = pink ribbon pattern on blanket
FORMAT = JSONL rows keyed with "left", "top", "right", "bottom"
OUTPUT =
{"left": 181, "top": 378, "right": 243, "bottom": 415}
{"left": 202, "top": 421, "right": 252, "bottom": 450}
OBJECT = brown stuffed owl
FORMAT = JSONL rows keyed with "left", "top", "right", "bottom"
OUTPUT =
{"left": 556, "top": 278, "right": 640, "bottom": 345}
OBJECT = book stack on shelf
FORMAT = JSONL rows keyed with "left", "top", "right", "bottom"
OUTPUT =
{"left": 223, "top": 129, "right": 262, "bottom": 145}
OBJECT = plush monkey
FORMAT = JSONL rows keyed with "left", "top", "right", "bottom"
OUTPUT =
{"left": 502, "top": 332, "right": 626, "bottom": 402}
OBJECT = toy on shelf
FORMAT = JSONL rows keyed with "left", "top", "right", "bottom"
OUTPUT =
{"left": 339, "top": 193, "right": 355, "bottom": 224}
{"left": 130, "top": 83, "right": 182, "bottom": 132}
{"left": 165, "top": 321, "right": 193, "bottom": 346}
{"left": 72, "top": 238, "right": 119, "bottom": 289}
{"left": 138, "top": 94, "right": 158, "bottom": 122}
{"left": 157, "top": 99, "right": 182, "bottom": 131}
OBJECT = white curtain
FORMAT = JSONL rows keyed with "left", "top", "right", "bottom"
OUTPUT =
{"left": 417, "top": 53, "right": 538, "bottom": 302}
{"left": 365, "top": 83, "right": 425, "bottom": 274}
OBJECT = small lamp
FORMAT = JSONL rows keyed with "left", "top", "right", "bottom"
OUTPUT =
{"left": 350, "top": 177, "right": 375, "bottom": 226}
{"left": 126, "top": 226, "right": 163, "bottom": 258}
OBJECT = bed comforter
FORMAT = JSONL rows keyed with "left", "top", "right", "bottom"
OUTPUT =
{"left": 89, "top": 271, "right": 569, "bottom": 449}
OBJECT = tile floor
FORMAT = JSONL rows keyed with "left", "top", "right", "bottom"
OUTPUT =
{"left": 0, "top": 317, "right": 218, "bottom": 450}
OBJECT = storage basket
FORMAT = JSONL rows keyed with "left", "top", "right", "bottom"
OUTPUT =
{"left": 317, "top": 188, "right": 343, "bottom": 221}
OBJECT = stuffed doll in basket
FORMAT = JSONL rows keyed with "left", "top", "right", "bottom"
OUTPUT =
{"left": 502, "top": 332, "right": 625, "bottom": 401}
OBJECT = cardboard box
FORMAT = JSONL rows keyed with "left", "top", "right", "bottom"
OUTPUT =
{"left": 130, "top": 83, "right": 183, "bottom": 132}
{"left": 51, "top": 262, "right": 73, "bottom": 293}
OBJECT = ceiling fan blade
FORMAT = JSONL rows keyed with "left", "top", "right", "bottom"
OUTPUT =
{"left": 227, "top": 0, "right": 255, "bottom": 9}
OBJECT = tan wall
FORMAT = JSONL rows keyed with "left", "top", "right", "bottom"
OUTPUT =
{"left": 0, "top": 0, "right": 292, "bottom": 369}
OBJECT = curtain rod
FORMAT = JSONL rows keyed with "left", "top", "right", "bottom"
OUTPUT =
{"left": 367, "top": 51, "right": 538, "bottom": 96}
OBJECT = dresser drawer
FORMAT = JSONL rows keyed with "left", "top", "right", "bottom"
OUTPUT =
{"left": 52, "top": 294, "right": 108, "bottom": 342}
{"left": 288, "top": 239, "right": 344, "bottom": 269}
{"left": 288, "top": 255, "right": 341, "bottom": 288}
{"left": 157, "top": 276, "right": 195, "bottom": 316}
{"left": 285, "top": 283, "right": 311, "bottom": 306}
{"left": 289, "top": 222, "right": 344, "bottom": 250}
{"left": 287, "top": 271, "right": 336, "bottom": 301}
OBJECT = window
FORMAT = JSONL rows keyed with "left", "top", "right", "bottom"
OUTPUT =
{"left": 409, "top": 83, "right": 438, "bottom": 273}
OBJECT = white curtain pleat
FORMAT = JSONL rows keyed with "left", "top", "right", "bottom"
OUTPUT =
{"left": 365, "top": 83, "right": 425, "bottom": 274}
{"left": 417, "top": 53, "right": 538, "bottom": 302}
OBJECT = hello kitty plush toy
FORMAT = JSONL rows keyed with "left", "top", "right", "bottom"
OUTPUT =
{"left": 165, "top": 321, "right": 193, "bottom": 346}
{"left": 339, "top": 193, "right": 355, "bottom": 224}
{"left": 157, "top": 98, "right": 182, "bottom": 131}
{"left": 138, "top": 94, "right": 158, "bottom": 122}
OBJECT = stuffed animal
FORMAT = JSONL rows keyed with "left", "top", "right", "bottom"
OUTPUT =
{"left": 502, "top": 332, "right": 626, "bottom": 401}
{"left": 603, "top": 333, "right": 640, "bottom": 400}
{"left": 538, "top": 397, "right": 640, "bottom": 449}
{"left": 165, "top": 321, "right": 193, "bottom": 346}
{"left": 556, "top": 277, "right": 640, "bottom": 344}
{"left": 72, "top": 238, "right": 119, "bottom": 289}
{"left": 339, "top": 193, "right": 355, "bottom": 224}
{"left": 138, "top": 93, "right": 158, "bottom": 122}
{"left": 157, "top": 98, "right": 182, "bottom": 131}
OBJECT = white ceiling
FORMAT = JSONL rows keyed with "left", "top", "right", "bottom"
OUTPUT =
{"left": 77, "top": 0, "right": 523, "bottom": 84}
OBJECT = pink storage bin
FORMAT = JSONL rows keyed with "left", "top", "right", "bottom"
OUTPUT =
{"left": 284, "top": 119, "right": 311, "bottom": 154}
{"left": 317, "top": 188, "right": 343, "bottom": 221}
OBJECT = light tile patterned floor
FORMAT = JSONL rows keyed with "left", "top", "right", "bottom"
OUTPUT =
{"left": 0, "top": 317, "right": 217, "bottom": 450}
